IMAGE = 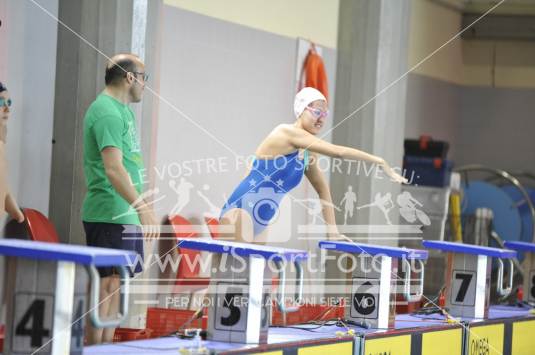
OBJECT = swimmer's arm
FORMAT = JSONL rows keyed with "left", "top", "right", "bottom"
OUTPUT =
{"left": 287, "top": 127, "right": 407, "bottom": 184}
{"left": 0, "top": 140, "right": 21, "bottom": 222}
{"left": 305, "top": 154, "right": 339, "bottom": 238}
{"left": 102, "top": 147, "right": 159, "bottom": 239}
{"left": 5, "top": 192, "right": 24, "bottom": 223}
{"left": 0, "top": 125, "right": 6, "bottom": 144}
{"left": 286, "top": 126, "right": 383, "bottom": 164}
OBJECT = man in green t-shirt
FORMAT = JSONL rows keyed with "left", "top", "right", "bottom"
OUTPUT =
{"left": 82, "top": 53, "right": 159, "bottom": 344}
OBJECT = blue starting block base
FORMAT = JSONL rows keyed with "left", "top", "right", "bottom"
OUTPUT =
{"left": 177, "top": 238, "right": 308, "bottom": 344}
{"left": 319, "top": 240, "right": 428, "bottom": 329}
{"left": 505, "top": 241, "right": 535, "bottom": 304}
{"left": 84, "top": 305, "right": 535, "bottom": 355}
{"left": 0, "top": 239, "right": 136, "bottom": 355}
{"left": 423, "top": 240, "right": 517, "bottom": 319}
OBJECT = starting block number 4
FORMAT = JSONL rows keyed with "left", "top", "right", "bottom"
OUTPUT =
{"left": 451, "top": 271, "right": 476, "bottom": 306}
{"left": 12, "top": 293, "right": 85, "bottom": 354}
{"left": 13, "top": 293, "right": 53, "bottom": 353}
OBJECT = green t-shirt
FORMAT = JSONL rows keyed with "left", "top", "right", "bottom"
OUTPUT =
{"left": 82, "top": 94, "right": 145, "bottom": 225}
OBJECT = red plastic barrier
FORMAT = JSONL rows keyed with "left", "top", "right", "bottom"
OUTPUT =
{"left": 113, "top": 328, "right": 153, "bottom": 342}
{"left": 271, "top": 303, "right": 345, "bottom": 326}
{"left": 146, "top": 307, "right": 207, "bottom": 338}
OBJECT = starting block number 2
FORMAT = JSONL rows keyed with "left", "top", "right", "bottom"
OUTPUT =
{"left": 451, "top": 271, "right": 476, "bottom": 306}
{"left": 12, "top": 293, "right": 85, "bottom": 353}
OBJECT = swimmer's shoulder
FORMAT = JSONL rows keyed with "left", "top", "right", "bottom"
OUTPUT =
{"left": 272, "top": 125, "right": 315, "bottom": 159}
{"left": 273, "top": 123, "right": 308, "bottom": 138}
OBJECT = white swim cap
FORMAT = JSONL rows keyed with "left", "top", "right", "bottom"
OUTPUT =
{"left": 293, "top": 87, "right": 327, "bottom": 118}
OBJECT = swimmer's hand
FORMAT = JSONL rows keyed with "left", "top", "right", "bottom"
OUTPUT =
{"left": 5, "top": 198, "right": 24, "bottom": 223}
{"left": 379, "top": 159, "right": 408, "bottom": 184}
{"left": 10, "top": 208, "right": 25, "bottom": 223}
{"left": 327, "top": 233, "right": 351, "bottom": 242}
{"left": 326, "top": 225, "right": 352, "bottom": 242}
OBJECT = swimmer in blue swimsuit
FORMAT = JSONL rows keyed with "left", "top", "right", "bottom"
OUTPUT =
{"left": 220, "top": 87, "right": 407, "bottom": 243}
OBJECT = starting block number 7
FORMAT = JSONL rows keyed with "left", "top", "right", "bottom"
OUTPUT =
{"left": 451, "top": 271, "right": 476, "bottom": 306}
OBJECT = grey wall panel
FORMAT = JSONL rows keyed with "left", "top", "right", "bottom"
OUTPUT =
{"left": 405, "top": 72, "right": 535, "bottom": 173}
{"left": 458, "top": 86, "right": 535, "bottom": 171}
{"left": 404, "top": 73, "right": 461, "bottom": 161}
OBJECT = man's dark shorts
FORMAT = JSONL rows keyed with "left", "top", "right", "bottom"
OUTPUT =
{"left": 83, "top": 222, "right": 144, "bottom": 278}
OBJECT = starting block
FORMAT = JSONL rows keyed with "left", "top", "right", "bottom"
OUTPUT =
{"left": 504, "top": 241, "right": 535, "bottom": 304}
{"left": 423, "top": 240, "right": 516, "bottom": 318}
{"left": 319, "top": 241, "right": 428, "bottom": 329}
{"left": 176, "top": 239, "right": 307, "bottom": 344}
{"left": 0, "top": 239, "right": 135, "bottom": 355}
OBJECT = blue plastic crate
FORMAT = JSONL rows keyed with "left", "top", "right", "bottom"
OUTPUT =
{"left": 403, "top": 156, "right": 453, "bottom": 187}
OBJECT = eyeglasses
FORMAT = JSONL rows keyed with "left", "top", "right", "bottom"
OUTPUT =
{"left": 131, "top": 72, "right": 149, "bottom": 82}
{"left": 0, "top": 98, "right": 12, "bottom": 108}
{"left": 306, "top": 106, "right": 329, "bottom": 119}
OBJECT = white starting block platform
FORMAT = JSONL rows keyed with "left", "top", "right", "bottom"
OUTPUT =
{"left": 0, "top": 239, "right": 136, "bottom": 355}
{"left": 318, "top": 240, "right": 428, "bottom": 329}
{"left": 177, "top": 238, "right": 308, "bottom": 344}
{"left": 504, "top": 241, "right": 535, "bottom": 304}
{"left": 423, "top": 240, "right": 516, "bottom": 319}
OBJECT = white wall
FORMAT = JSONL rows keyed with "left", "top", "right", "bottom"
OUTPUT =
{"left": 0, "top": 0, "right": 57, "bottom": 223}
{"left": 164, "top": 0, "right": 340, "bottom": 48}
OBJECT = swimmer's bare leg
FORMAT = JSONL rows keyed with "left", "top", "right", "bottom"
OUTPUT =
{"left": 220, "top": 208, "right": 254, "bottom": 243}
{"left": 253, "top": 227, "right": 269, "bottom": 245}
